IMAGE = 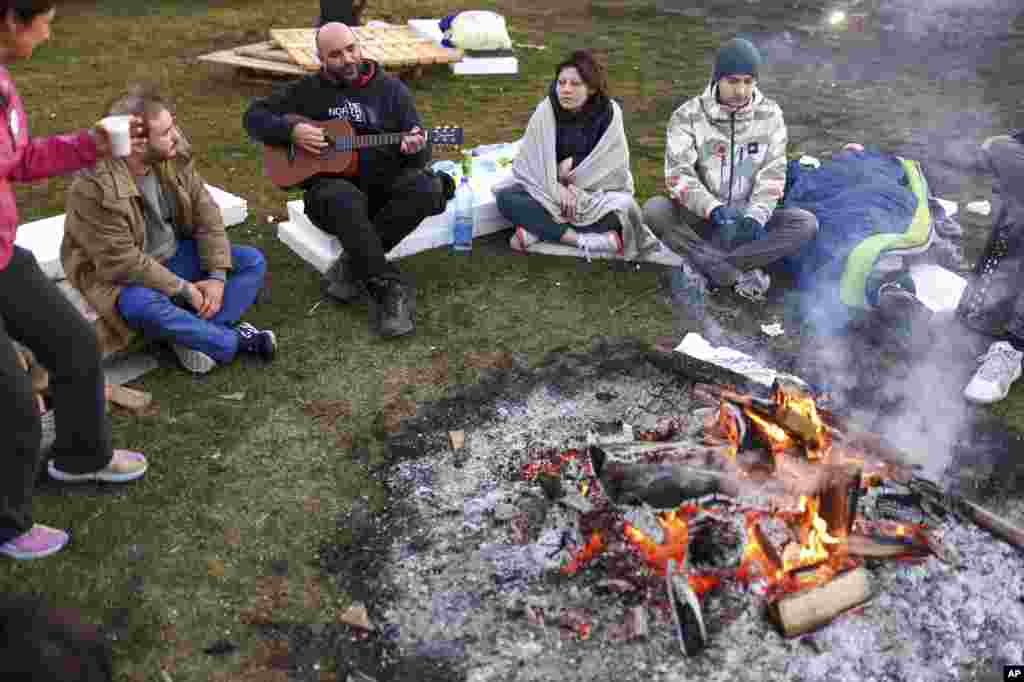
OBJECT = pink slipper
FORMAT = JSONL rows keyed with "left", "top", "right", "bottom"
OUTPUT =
{"left": 0, "top": 524, "right": 69, "bottom": 560}
{"left": 509, "top": 225, "right": 540, "bottom": 252}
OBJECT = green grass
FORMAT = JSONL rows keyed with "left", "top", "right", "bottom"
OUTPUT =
{"left": 3, "top": 1, "right": 1023, "bottom": 680}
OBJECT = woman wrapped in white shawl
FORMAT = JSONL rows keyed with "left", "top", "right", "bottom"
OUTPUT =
{"left": 494, "top": 49, "right": 656, "bottom": 260}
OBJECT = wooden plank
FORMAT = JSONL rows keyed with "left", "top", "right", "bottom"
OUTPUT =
{"left": 235, "top": 41, "right": 297, "bottom": 65}
{"left": 197, "top": 47, "right": 307, "bottom": 77}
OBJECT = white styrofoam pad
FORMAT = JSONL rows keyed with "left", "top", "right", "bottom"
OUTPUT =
{"left": 520, "top": 232, "right": 684, "bottom": 266}
{"left": 14, "top": 184, "right": 248, "bottom": 280}
{"left": 280, "top": 190, "right": 513, "bottom": 273}
{"left": 408, "top": 19, "right": 519, "bottom": 75}
{"left": 12, "top": 214, "right": 66, "bottom": 280}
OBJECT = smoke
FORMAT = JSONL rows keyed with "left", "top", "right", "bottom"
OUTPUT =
{"left": 747, "top": 0, "right": 1022, "bottom": 194}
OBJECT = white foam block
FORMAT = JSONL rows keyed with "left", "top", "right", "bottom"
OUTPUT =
{"left": 13, "top": 214, "right": 66, "bottom": 280}
{"left": 14, "top": 184, "right": 248, "bottom": 280}
{"left": 932, "top": 196, "right": 958, "bottom": 218}
{"left": 408, "top": 18, "right": 519, "bottom": 75}
{"left": 452, "top": 56, "right": 519, "bottom": 76}
{"left": 523, "top": 235, "right": 684, "bottom": 266}
{"left": 280, "top": 177, "right": 512, "bottom": 271}
{"left": 909, "top": 262, "right": 967, "bottom": 313}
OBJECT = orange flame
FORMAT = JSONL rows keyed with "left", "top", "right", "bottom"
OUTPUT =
{"left": 772, "top": 385, "right": 830, "bottom": 459}
{"left": 781, "top": 496, "right": 839, "bottom": 573}
{"left": 561, "top": 530, "right": 607, "bottom": 575}
{"left": 622, "top": 508, "right": 689, "bottom": 576}
{"left": 710, "top": 402, "right": 741, "bottom": 459}
{"left": 745, "top": 409, "right": 794, "bottom": 456}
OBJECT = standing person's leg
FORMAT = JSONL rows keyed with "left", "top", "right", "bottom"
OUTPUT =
{"left": 723, "top": 207, "right": 818, "bottom": 273}
{"left": 642, "top": 195, "right": 740, "bottom": 286}
{"left": 982, "top": 135, "right": 1024, "bottom": 205}
{"left": 116, "top": 240, "right": 238, "bottom": 364}
{"left": 0, "top": 249, "right": 111, "bottom": 475}
{"left": 0, "top": 323, "right": 45, "bottom": 549}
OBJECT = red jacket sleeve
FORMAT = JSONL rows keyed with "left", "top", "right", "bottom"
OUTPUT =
{"left": 9, "top": 128, "right": 98, "bottom": 183}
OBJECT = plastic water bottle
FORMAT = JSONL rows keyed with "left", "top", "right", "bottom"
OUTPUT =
{"left": 451, "top": 176, "right": 474, "bottom": 253}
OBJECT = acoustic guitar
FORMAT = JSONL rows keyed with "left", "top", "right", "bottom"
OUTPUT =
{"left": 263, "top": 115, "right": 464, "bottom": 188}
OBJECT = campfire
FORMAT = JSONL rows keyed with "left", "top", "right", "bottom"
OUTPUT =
{"left": 363, "top": 339, "right": 1024, "bottom": 682}
{"left": 518, "top": 375, "right": 956, "bottom": 653}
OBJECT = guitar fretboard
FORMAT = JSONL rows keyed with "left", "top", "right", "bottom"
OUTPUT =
{"left": 333, "top": 133, "right": 406, "bottom": 151}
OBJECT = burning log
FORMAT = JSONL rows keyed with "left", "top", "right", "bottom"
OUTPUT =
{"left": 842, "top": 533, "right": 930, "bottom": 560}
{"left": 589, "top": 446, "right": 732, "bottom": 508}
{"left": 694, "top": 383, "right": 921, "bottom": 479}
{"left": 769, "top": 566, "right": 872, "bottom": 637}
{"left": 819, "top": 464, "right": 862, "bottom": 542}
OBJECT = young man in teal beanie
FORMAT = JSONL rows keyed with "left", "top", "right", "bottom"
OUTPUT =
{"left": 644, "top": 37, "right": 818, "bottom": 324}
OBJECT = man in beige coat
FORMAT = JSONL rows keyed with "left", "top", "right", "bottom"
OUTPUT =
{"left": 63, "top": 86, "right": 275, "bottom": 374}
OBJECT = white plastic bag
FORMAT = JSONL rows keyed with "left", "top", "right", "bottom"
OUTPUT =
{"left": 447, "top": 11, "right": 512, "bottom": 51}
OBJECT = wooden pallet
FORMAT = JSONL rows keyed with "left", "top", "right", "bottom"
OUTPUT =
{"left": 270, "top": 25, "right": 463, "bottom": 71}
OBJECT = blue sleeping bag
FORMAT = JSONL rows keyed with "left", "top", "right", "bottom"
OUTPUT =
{"left": 778, "top": 148, "right": 920, "bottom": 295}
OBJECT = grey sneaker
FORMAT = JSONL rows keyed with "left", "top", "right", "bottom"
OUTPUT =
{"left": 668, "top": 257, "right": 708, "bottom": 336}
{"left": 734, "top": 268, "right": 771, "bottom": 302}
{"left": 172, "top": 344, "right": 217, "bottom": 374}
{"left": 321, "top": 254, "right": 365, "bottom": 303}
{"left": 964, "top": 341, "right": 1023, "bottom": 404}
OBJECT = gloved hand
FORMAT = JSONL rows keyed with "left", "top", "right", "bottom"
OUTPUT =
{"left": 710, "top": 205, "right": 742, "bottom": 228}
{"left": 710, "top": 206, "right": 742, "bottom": 250}
{"left": 736, "top": 216, "right": 766, "bottom": 243}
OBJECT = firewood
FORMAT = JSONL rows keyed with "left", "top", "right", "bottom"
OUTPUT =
{"left": 819, "top": 464, "right": 862, "bottom": 539}
{"left": 769, "top": 566, "right": 872, "bottom": 637}
{"left": 843, "top": 533, "right": 930, "bottom": 559}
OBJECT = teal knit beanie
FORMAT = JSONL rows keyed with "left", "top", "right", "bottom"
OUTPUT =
{"left": 713, "top": 37, "right": 762, "bottom": 82}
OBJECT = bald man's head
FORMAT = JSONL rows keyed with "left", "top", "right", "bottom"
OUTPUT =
{"left": 317, "top": 22, "right": 363, "bottom": 84}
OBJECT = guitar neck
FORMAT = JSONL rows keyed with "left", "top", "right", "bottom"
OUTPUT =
{"left": 338, "top": 132, "right": 406, "bottom": 151}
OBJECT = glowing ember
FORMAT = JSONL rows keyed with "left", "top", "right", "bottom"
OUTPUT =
{"left": 622, "top": 508, "right": 689, "bottom": 576}
{"left": 520, "top": 447, "right": 591, "bottom": 481}
{"left": 562, "top": 530, "right": 607, "bottom": 575}
{"left": 710, "top": 403, "right": 742, "bottom": 459}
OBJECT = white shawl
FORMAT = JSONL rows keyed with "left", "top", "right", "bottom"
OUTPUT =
{"left": 494, "top": 98, "right": 657, "bottom": 259}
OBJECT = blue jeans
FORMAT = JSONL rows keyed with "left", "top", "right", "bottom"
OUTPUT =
{"left": 495, "top": 187, "right": 621, "bottom": 243}
{"left": 117, "top": 240, "right": 266, "bottom": 363}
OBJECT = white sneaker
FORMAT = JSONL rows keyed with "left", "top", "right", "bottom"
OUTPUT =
{"left": 964, "top": 341, "right": 1023, "bottom": 404}
{"left": 575, "top": 231, "right": 623, "bottom": 262}
{"left": 172, "top": 344, "right": 217, "bottom": 374}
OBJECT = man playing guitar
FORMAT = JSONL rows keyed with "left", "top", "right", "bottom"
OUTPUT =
{"left": 244, "top": 22, "right": 454, "bottom": 338}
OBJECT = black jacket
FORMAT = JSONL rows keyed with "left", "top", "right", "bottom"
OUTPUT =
{"left": 243, "top": 62, "right": 430, "bottom": 188}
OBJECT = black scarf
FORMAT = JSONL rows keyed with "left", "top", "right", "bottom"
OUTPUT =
{"left": 548, "top": 81, "right": 612, "bottom": 166}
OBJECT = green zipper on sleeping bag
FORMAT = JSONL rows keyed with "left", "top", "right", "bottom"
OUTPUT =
{"left": 838, "top": 158, "right": 932, "bottom": 309}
